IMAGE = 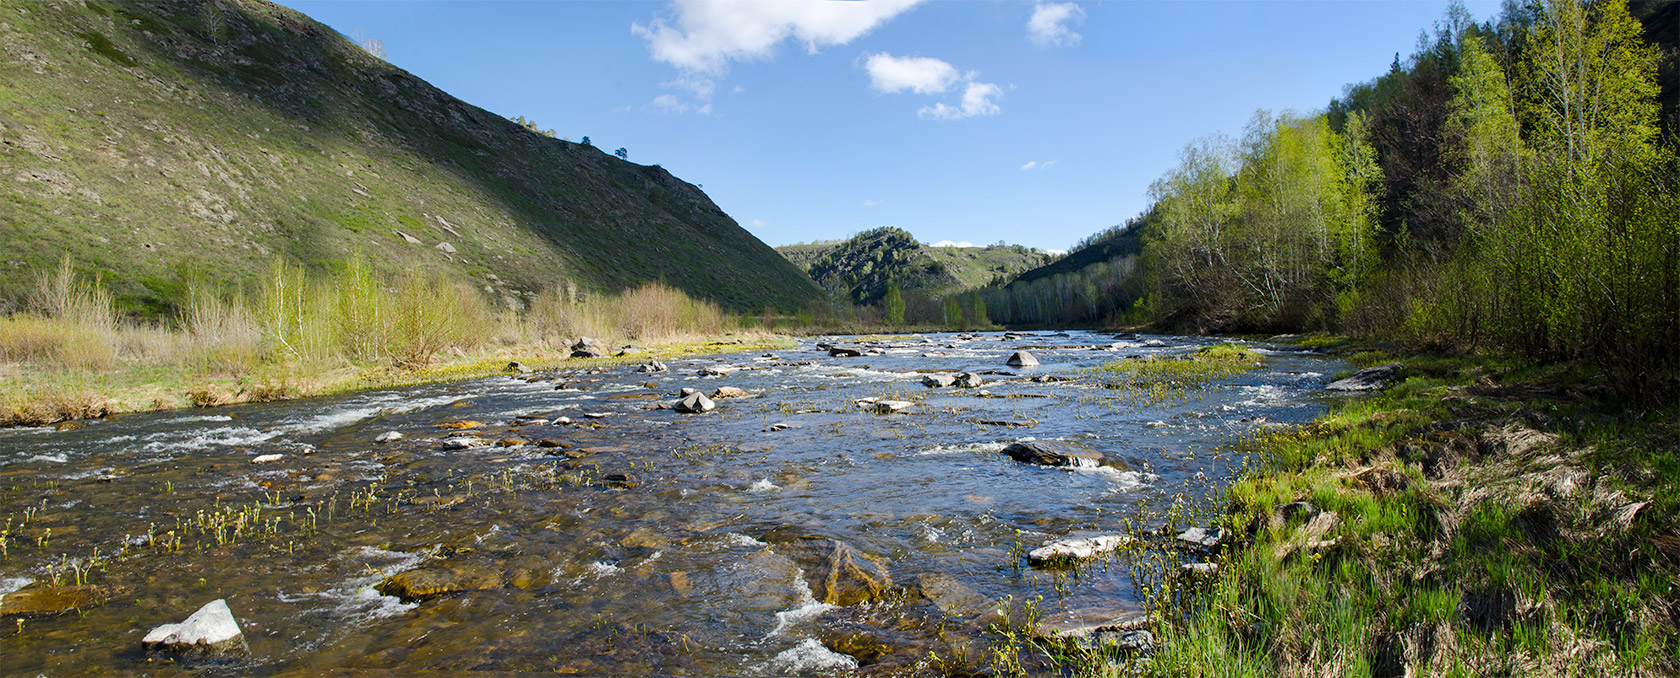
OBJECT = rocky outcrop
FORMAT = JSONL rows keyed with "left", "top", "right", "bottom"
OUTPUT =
{"left": 141, "top": 599, "right": 247, "bottom": 656}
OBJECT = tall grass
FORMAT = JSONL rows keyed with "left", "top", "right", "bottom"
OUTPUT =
{"left": 0, "top": 258, "right": 752, "bottom": 423}
{"left": 529, "top": 280, "right": 734, "bottom": 347}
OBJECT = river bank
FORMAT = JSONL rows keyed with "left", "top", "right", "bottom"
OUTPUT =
{"left": 1109, "top": 343, "right": 1680, "bottom": 676}
{"left": 0, "top": 333, "right": 795, "bottom": 428}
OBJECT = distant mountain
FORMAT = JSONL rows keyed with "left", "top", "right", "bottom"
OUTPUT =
{"left": 0, "top": 0, "right": 821, "bottom": 315}
{"left": 776, "top": 227, "right": 1053, "bottom": 303}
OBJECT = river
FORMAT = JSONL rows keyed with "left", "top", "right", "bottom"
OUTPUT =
{"left": 0, "top": 331, "right": 1342, "bottom": 676}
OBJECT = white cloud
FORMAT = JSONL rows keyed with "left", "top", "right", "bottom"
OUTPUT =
{"left": 862, "top": 199, "right": 882, "bottom": 207}
{"left": 930, "top": 240, "right": 977, "bottom": 248}
{"left": 732, "top": 84, "right": 746, "bottom": 94}
{"left": 1028, "top": 2, "right": 1085, "bottom": 48}
{"left": 747, "top": 218, "right": 770, "bottom": 228}
{"left": 918, "top": 80, "right": 1003, "bottom": 120}
{"left": 1020, "top": 160, "right": 1057, "bottom": 170}
{"left": 865, "top": 51, "right": 1001, "bottom": 120}
{"left": 864, "top": 53, "right": 960, "bottom": 94}
{"left": 1043, "top": 248, "right": 1068, "bottom": 256}
{"left": 633, "top": 0, "right": 925, "bottom": 74}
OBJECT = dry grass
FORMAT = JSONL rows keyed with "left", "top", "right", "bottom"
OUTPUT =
{"left": 1, "top": 260, "right": 776, "bottom": 425}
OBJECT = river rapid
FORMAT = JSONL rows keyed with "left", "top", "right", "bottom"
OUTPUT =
{"left": 0, "top": 331, "right": 1342, "bottom": 676}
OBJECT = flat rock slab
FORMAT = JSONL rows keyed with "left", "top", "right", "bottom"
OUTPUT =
{"left": 142, "top": 599, "right": 247, "bottom": 656}
{"left": 1326, "top": 362, "right": 1403, "bottom": 391}
{"left": 1028, "top": 535, "right": 1131, "bottom": 566}
{"left": 378, "top": 562, "right": 504, "bottom": 602}
{"left": 1, "top": 585, "right": 123, "bottom": 618}
{"left": 1002, "top": 441, "right": 1128, "bottom": 470}
{"left": 1034, "top": 608, "right": 1151, "bottom": 654}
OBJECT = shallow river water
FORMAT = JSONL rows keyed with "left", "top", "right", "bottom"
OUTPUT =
{"left": 0, "top": 331, "right": 1343, "bottom": 676}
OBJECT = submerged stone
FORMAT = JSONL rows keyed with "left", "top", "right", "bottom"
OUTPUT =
{"left": 0, "top": 585, "right": 122, "bottom": 618}
{"left": 775, "top": 536, "right": 892, "bottom": 606}
{"left": 915, "top": 573, "right": 993, "bottom": 619}
{"left": 377, "top": 561, "right": 503, "bottom": 602}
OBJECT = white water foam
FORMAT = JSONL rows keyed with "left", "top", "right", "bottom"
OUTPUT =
{"left": 1, "top": 577, "right": 33, "bottom": 594}
{"left": 915, "top": 441, "right": 1009, "bottom": 456}
{"left": 770, "top": 638, "right": 858, "bottom": 674}
{"left": 27, "top": 454, "right": 67, "bottom": 463}
{"left": 766, "top": 568, "right": 835, "bottom": 639}
{"left": 747, "top": 479, "right": 780, "bottom": 492}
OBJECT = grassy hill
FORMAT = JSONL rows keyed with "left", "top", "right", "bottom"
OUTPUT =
{"left": 776, "top": 227, "right": 1052, "bottom": 304}
{"left": 0, "top": 0, "right": 821, "bottom": 316}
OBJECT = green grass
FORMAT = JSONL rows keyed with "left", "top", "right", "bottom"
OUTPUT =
{"left": 1125, "top": 347, "right": 1680, "bottom": 677}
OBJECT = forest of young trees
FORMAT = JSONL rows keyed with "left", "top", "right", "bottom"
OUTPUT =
{"left": 968, "top": 0, "right": 1675, "bottom": 400}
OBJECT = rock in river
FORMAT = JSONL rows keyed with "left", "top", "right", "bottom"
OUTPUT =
{"left": 142, "top": 599, "right": 247, "bottom": 656}
{"left": 374, "top": 431, "right": 403, "bottom": 443}
{"left": 954, "top": 372, "right": 983, "bottom": 388}
{"left": 1325, "top": 362, "right": 1402, "bottom": 391}
{"left": 675, "top": 392, "right": 716, "bottom": 413}
{"left": 1176, "top": 526, "right": 1226, "bottom": 550}
{"left": 1001, "top": 441, "right": 1126, "bottom": 470}
{"left": 378, "top": 561, "right": 504, "bottom": 602}
{"left": 775, "top": 537, "right": 892, "bottom": 606}
{"left": 921, "top": 374, "right": 957, "bottom": 388}
{"left": 915, "top": 573, "right": 994, "bottom": 619}
{"left": 1027, "top": 535, "right": 1131, "bottom": 566}
{"left": 1006, "top": 351, "right": 1039, "bottom": 367}
{"left": 712, "top": 386, "right": 750, "bottom": 399}
{"left": 571, "top": 337, "right": 608, "bottom": 359}
{"left": 828, "top": 346, "right": 863, "bottom": 358}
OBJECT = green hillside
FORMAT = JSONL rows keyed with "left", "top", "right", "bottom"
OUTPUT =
{"left": 0, "top": 0, "right": 821, "bottom": 315}
{"left": 776, "top": 227, "right": 1051, "bottom": 303}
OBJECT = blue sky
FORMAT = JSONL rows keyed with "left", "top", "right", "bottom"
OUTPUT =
{"left": 278, "top": 0, "right": 1498, "bottom": 252}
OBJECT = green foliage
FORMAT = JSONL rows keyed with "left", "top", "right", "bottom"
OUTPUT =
{"left": 883, "top": 285, "right": 905, "bottom": 325}
{"left": 942, "top": 295, "right": 963, "bottom": 329}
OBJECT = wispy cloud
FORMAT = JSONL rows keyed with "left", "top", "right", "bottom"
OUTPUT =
{"left": 863, "top": 199, "right": 882, "bottom": 207}
{"left": 1020, "top": 160, "right": 1057, "bottom": 170}
{"left": 1028, "top": 2, "right": 1085, "bottom": 48}
{"left": 930, "top": 240, "right": 977, "bottom": 248}
{"left": 747, "top": 218, "right": 770, "bottom": 228}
